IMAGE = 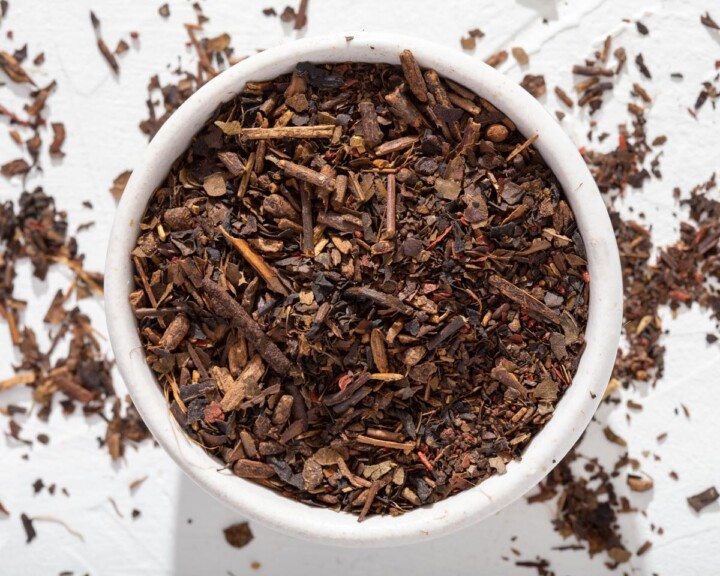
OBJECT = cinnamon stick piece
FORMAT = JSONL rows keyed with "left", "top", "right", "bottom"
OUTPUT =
{"left": 200, "top": 278, "right": 293, "bottom": 375}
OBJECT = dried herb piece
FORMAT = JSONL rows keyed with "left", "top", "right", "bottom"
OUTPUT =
{"left": 521, "top": 74, "right": 546, "bottom": 98}
{"left": 1, "top": 158, "right": 30, "bottom": 177}
{"left": 701, "top": 12, "right": 720, "bottom": 30}
{"left": 110, "top": 170, "right": 131, "bottom": 200}
{"left": 49, "top": 123, "right": 65, "bottom": 157}
{"left": 0, "top": 50, "right": 35, "bottom": 85}
{"left": 460, "top": 28, "right": 484, "bottom": 50}
{"left": 89, "top": 11, "right": 119, "bottom": 74}
{"left": 223, "top": 522, "right": 254, "bottom": 548}
{"left": 687, "top": 487, "right": 719, "bottom": 512}
{"left": 635, "top": 53, "right": 651, "bottom": 79}
{"left": 485, "top": 50, "right": 508, "bottom": 68}
{"left": 21, "top": 513, "right": 36, "bottom": 543}
{"left": 294, "top": 0, "right": 309, "bottom": 30}
{"left": 512, "top": 47, "right": 529, "bottom": 65}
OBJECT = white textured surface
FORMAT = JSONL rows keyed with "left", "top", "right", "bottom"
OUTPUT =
{"left": 1, "top": 0, "right": 719, "bottom": 574}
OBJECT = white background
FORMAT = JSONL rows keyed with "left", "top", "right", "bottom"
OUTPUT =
{"left": 1, "top": 0, "right": 719, "bottom": 574}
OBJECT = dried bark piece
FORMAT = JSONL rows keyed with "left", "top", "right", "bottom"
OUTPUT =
{"left": 399, "top": 49, "right": 428, "bottom": 102}
{"left": 269, "top": 156, "right": 336, "bottom": 191}
{"left": 233, "top": 459, "right": 276, "bottom": 479}
{"left": 687, "top": 487, "right": 719, "bottom": 512}
{"left": 200, "top": 279, "right": 292, "bottom": 375}
{"left": 357, "top": 101, "right": 383, "bottom": 149}
{"left": 220, "top": 355, "right": 265, "bottom": 412}
{"left": 385, "top": 87, "right": 424, "bottom": 129}
{"left": 158, "top": 314, "right": 190, "bottom": 351}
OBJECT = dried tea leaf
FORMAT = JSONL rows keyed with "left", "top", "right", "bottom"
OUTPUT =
{"left": 511, "top": 47, "right": 529, "bottom": 65}
{"left": 608, "top": 547, "right": 631, "bottom": 564}
{"left": 0, "top": 51, "right": 35, "bottom": 84}
{"left": 603, "top": 426, "right": 627, "bottom": 447}
{"left": 21, "top": 513, "right": 36, "bottom": 543}
{"left": 2, "top": 158, "right": 30, "bottom": 178}
{"left": 223, "top": 522, "right": 253, "bottom": 548}
{"left": 701, "top": 12, "right": 720, "bottom": 30}
{"left": 49, "top": 123, "right": 66, "bottom": 157}
{"left": 627, "top": 474, "right": 653, "bottom": 492}
{"left": 110, "top": 170, "right": 132, "bottom": 200}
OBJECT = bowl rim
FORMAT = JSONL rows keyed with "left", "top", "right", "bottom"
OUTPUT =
{"left": 105, "top": 32, "right": 623, "bottom": 547}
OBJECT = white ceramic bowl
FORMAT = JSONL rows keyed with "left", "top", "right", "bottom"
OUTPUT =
{"left": 105, "top": 33, "right": 623, "bottom": 547}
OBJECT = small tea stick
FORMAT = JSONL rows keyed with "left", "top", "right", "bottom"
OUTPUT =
{"left": 358, "top": 101, "right": 384, "bottom": 149}
{"left": 267, "top": 156, "right": 336, "bottom": 191}
{"left": 219, "top": 227, "right": 289, "bottom": 296}
{"left": 385, "top": 173, "right": 396, "bottom": 239}
{"left": 448, "top": 92, "right": 481, "bottom": 115}
{"left": 572, "top": 65, "right": 614, "bottom": 77}
{"left": 399, "top": 49, "right": 428, "bottom": 102}
{"left": 344, "top": 287, "right": 413, "bottom": 315}
{"left": 215, "top": 123, "right": 334, "bottom": 139}
{"left": 505, "top": 133, "right": 539, "bottom": 162}
{"left": 201, "top": 278, "right": 293, "bottom": 375}
{"left": 299, "top": 182, "right": 314, "bottom": 256}
{"left": 332, "top": 174, "right": 348, "bottom": 210}
{"left": 424, "top": 69, "right": 462, "bottom": 140}
{"left": 357, "top": 480, "right": 382, "bottom": 523}
{"left": 488, "top": 275, "right": 561, "bottom": 325}
{"left": 385, "top": 88, "right": 425, "bottom": 129}
{"left": 373, "top": 136, "right": 419, "bottom": 156}
{"left": 237, "top": 152, "right": 255, "bottom": 197}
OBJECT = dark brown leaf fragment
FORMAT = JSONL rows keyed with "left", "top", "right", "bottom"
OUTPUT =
{"left": 223, "top": 522, "right": 254, "bottom": 548}
{"left": 687, "top": 486, "right": 719, "bottom": 512}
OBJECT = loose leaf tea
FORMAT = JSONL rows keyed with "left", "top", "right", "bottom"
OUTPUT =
{"left": 132, "top": 51, "right": 589, "bottom": 517}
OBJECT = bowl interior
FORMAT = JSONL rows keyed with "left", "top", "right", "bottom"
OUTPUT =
{"left": 105, "top": 32, "right": 623, "bottom": 546}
